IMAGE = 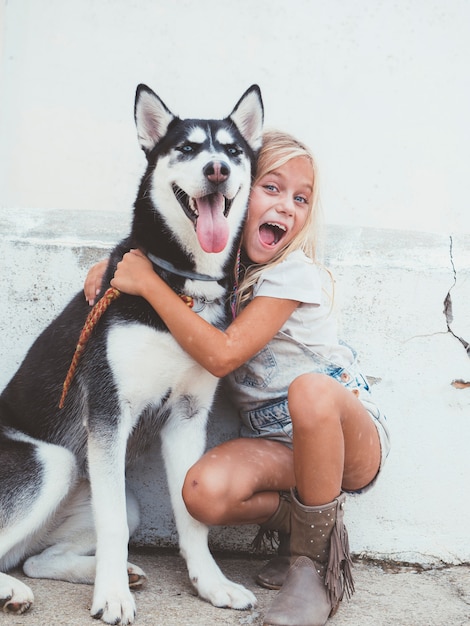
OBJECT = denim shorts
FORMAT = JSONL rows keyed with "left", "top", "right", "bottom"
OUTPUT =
{"left": 228, "top": 338, "right": 391, "bottom": 494}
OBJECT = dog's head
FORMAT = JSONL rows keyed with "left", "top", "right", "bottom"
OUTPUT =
{"left": 134, "top": 85, "right": 263, "bottom": 257}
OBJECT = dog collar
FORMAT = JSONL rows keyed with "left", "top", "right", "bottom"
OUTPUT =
{"left": 147, "top": 252, "right": 223, "bottom": 282}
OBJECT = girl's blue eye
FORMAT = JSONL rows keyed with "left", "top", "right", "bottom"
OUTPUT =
{"left": 264, "top": 184, "right": 277, "bottom": 192}
{"left": 295, "top": 195, "right": 307, "bottom": 203}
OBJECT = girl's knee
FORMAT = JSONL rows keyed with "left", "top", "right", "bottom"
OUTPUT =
{"left": 288, "top": 373, "right": 334, "bottom": 412}
{"left": 182, "top": 464, "right": 206, "bottom": 519}
{"left": 182, "top": 463, "right": 231, "bottom": 525}
{"left": 289, "top": 372, "right": 332, "bottom": 396}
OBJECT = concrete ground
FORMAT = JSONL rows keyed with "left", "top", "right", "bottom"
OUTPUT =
{"left": 1, "top": 550, "right": 469, "bottom": 626}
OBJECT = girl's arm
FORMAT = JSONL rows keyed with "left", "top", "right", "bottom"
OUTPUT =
{"left": 111, "top": 249, "right": 299, "bottom": 378}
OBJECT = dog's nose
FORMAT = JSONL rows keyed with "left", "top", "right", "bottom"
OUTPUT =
{"left": 204, "top": 160, "right": 230, "bottom": 184}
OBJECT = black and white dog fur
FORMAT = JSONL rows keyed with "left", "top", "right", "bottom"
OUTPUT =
{"left": 0, "top": 84, "right": 263, "bottom": 623}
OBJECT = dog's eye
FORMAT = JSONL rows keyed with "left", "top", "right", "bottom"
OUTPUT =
{"left": 178, "top": 143, "right": 198, "bottom": 154}
{"left": 226, "top": 145, "right": 242, "bottom": 157}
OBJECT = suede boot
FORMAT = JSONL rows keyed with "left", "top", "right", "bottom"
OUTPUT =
{"left": 255, "top": 530, "right": 291, "bottom": 590}
{"left": 263, "top": 490, "right": 354, "bottom": 626}
{"left": 253, "top": 492, "right": 292, "bottom": 590}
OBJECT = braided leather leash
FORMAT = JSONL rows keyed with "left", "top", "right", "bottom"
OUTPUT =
{"left": 59, "top": 287, "right": 195, "bottom": 409}
{"left": 59, "top": 287, "right": 121, "bottom": 408}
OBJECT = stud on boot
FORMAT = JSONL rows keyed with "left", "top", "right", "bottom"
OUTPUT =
{"left": 263, "top": 490, "right": 354, "bottom": 626}
{"left": 253, "top": 492, "right": 291, "bottom": 590}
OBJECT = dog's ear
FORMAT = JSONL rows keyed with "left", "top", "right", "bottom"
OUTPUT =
{"left": 134, "top": 84, "right": 175, "bottom": 153}
{"left": 229, "top": 85, "right": 264, "bottom": 153}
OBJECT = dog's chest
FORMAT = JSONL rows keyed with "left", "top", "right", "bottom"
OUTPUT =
{"left": 106, "top": 322, "right": 218, "bottom": 410}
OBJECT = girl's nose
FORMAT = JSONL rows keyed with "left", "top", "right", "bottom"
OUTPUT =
{"left": 276, "top": 196, "right": 294, "bottom": 216}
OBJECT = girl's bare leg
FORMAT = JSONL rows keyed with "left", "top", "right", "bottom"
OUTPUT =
{"left": 183, "top": 373, "right": 381, "bottom": 526}
{"left": 182, "top": 438, "right": 295, "bottom": 526}
{"left": 288, "top": 372, "right": 381, "bottom": 506}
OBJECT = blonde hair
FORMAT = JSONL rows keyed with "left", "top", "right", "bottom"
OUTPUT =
{"left": 235, "top": 129, "right": 324, "bottom": 311}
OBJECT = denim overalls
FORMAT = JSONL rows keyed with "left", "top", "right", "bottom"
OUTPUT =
{"left": 224, "top": 331, "right": 391, "bottom": 492}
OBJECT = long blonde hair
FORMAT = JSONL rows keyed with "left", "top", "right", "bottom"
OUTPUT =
{"left": 235, "top": 129, "right": 324, "bottom": 311}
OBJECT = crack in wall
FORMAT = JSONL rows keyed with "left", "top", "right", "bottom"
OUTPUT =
{"left": 443, "top": 236, "right": 470, "bottom": 359}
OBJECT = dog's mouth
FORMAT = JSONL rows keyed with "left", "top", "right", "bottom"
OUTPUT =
{"left": 259, "top": 222, "right": 287, "bottom": 246}
{"left": 173, "top": 185, "right": 232, "bottom": 253}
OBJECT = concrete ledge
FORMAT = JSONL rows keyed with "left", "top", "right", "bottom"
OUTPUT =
{"left": 1, "top": 208, "right": 469, "bottom": 565}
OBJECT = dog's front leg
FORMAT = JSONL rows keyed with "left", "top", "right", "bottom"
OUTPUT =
{"left": 87, "top": 423, "right": 136, "bottom": 625}
{"left": 160, "top": 409, "right": 257, "bottom": 610}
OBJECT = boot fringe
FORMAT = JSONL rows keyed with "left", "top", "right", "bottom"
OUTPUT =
{"left": 251, "top": 491, "right": 291, "bottom": 553}
{"left": 325, "top": 505, "right": 355, "bottom": 609}
{"left": 251, "top": 528, "right": 280, "bottom": 552}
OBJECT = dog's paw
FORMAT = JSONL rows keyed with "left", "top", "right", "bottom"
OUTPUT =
{"left": 195, "top": 576, "right": 257, "bottom": 610}
{"left": 210, "top": 581, "right": 257, "bottom": 610}
{"left": 127, "top": 563, "right": 147, "bottom": 590}
{"left": 91, "top": 587, "right": 136, "bottom": 625}
{"left": 0, "top": 574, "right": 34, "bottom": 615}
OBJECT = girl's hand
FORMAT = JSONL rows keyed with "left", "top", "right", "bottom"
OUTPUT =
{"left": 111, "top": 249, "right": 155, "bottom": 297}
{"left": 84, "top": 259, "right": 108, "bottom": 305}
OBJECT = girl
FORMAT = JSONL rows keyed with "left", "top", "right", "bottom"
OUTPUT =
{"left": 85, "top": 130, "right": 390, "bottom": 626}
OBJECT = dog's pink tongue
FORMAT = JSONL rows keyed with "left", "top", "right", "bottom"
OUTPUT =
{"left": 195, "top": 193, "right": 229, "bottom": 253}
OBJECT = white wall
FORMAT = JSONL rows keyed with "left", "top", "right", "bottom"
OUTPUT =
{"left": 1, "top": 0, "right": 469, "bottom": 235}
{"left": 0, "top": 211, "right": 469, "bottom": 565}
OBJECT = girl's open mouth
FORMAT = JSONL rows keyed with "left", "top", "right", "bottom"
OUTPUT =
{"left": 259, "top": 222, "right": 287, "bottom": 246}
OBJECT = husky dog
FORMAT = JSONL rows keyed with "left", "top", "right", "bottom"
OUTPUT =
{"left": 0, "top": 84, "right": 263, "bottom": 624}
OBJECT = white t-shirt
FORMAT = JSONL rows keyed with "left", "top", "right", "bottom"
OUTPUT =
{"left": 253, "top": 249, "right": 354, "bottom": 368}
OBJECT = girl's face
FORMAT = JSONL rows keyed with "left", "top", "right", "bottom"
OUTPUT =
{"left": 242, "top": 156, "right": 313, "bottom": 264}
